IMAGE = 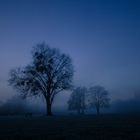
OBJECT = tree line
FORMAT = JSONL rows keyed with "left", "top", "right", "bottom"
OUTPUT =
{"left": 68, "top": 86, "right": 110, "bottom": 115}
{"left": 9, "top": 43, "right": 110, "bottom": 116}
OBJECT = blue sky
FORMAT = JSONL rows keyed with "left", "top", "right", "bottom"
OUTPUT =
{"left": 0, "top": 0, "right": 140, "bottom": 104}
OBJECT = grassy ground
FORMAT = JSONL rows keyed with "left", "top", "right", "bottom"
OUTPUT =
{"left": 0, "top": 114, "right": 140, "bottom": 140}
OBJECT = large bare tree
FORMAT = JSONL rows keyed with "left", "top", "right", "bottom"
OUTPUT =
{"left": 88, "top": 85, "right": 110, "bottom": 116}
{"left": 9, "top": 43, "right": 74, "bottom": 116}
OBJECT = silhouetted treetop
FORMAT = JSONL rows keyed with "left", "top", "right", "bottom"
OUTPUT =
{"left": 68, "top": 87, "right": 87, "bottom": 114}
{"left": 88, "top": 85, "right": 110, "bottom": 115}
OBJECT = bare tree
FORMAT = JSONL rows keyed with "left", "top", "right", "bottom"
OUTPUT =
{"left": 88, "top": 85, "right": 110, "bottom": 116}
{"left": 9, "top": 43, "right": 74, "bottom": 116}
{"left": 68, "top": 87, "right": 87, "bottom": 114}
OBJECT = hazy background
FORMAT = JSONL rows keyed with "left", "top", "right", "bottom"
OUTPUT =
{"left": 0, "top": 0, "right": 140, "bottom": 113}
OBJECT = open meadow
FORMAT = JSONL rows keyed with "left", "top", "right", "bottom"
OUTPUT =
{"left": 0, "top": 114, "right": 140, "bottom": 140}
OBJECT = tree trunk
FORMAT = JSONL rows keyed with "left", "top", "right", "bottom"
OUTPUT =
{"left": 45, "top": 98, "right": 53, "bottom": 116}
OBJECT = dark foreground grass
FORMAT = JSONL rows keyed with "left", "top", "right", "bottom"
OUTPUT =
{"left": 0, "top": 114, "right": 140, "bottom": 140}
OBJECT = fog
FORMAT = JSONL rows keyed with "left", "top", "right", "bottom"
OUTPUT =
{"left": 110, "top": 94, "right": 140, "bottom": 114}
{"left": 0, "top": 91, "right": 140, "bottom": 115}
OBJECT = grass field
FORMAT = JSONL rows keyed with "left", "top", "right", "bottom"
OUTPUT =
{"left": 0, "top": 114, "right": 140, "bottom": 140}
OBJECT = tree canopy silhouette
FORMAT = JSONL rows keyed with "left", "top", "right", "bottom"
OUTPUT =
{"left": 68, "top": 87, "right": 87, "bottom": 114}
{"left": 88, "top": 85, "right": 110, "bottom": 116}
{"left": 9, "top": 43, "right": 74, "bottom": 116}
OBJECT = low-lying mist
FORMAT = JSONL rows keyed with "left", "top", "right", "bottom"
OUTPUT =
{"left": 0, "top": 96, "right": 45, "bottom": 115}
{"left": 0, "top": 92, "right": 140, "bottom": 115}
{"left": 110, "top": 96, "right": 140, "bottom": 114}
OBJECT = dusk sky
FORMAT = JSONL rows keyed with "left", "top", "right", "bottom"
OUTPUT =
{"left": 0, "top": 0, "right": 140, "bottom": 105}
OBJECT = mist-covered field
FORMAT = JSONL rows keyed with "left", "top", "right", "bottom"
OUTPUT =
{"left": 0, "top": 114, "right": 140, "bottom": 140}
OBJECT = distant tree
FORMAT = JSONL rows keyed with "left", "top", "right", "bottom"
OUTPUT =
{"left": 9, "top": 43, "right": 74, "bottom": 116}
{"left": 88, "top": 85, "right": 110, "bottom": 116}
{"left": 0, "top": 96, "right": 27, "bottom": 115}
{"left": 68, "top": 87, "right": 87, "bottom": 114}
